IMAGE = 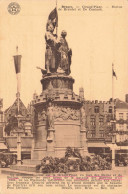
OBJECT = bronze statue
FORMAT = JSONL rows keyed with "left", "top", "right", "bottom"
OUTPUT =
{"left": 45, "top": 20, "right": 72, "bottom": 75}
{"left": 58, "top": 30, "right": 72, "bottom": 75}
{"left": 45, "top": 21, "right": 60, "bottom": 73}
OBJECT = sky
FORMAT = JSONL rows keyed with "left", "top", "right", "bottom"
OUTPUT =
{"left": 0, "top": 0, "right": 128, "bottom": 110}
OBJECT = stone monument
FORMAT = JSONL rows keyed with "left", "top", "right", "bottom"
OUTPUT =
{"left": 31, "top": 11, "right": 88, "bottom": 160}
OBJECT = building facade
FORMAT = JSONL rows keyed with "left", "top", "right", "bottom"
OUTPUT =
{"left": 84, "top": 99, "right": 114, "bottom": 155}
{"left": 115, "top": 98, "right": 128, "bottom": 145}
{"left": 83, "top": 97, "right": 128, "bottom": 160}
{"left": 3, "top": 97, "right": 33, "bottom": 159}
{"left": 0, "top": 98, "right": 7, "bottom": 152}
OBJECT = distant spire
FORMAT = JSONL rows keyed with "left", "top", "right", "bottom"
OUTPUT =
{"left": 79, "top": 87, "right": 84, "bottom": 100}
{"left": 16, "top": 46, "right": 18, "bottom": 55}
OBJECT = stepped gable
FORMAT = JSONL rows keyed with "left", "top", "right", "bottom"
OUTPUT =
{"left": 4, "top": 98, "right": 29, "bottom": 122}
{"left": 115, "top": 98, "right": 128, "bottom": 109}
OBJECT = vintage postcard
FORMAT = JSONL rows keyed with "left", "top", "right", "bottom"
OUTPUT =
{"left": 0, "top": 0, "right": 128, "bottom": 194}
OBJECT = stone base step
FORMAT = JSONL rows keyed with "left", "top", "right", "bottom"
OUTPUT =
{"left": 10, "top": 164, "right": 37, "bottom": 172}
{"left": 23, "top": 159, "right": 41, "bottom": 165}
{"left": 1, "top": 168, "right": 39, "bottom": 176}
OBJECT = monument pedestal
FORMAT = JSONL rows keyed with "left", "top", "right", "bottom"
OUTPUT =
{"left": 80, "top": 129, "right": 88, "bottom": 156}
{"left": 8, "top": 8, "right": 89, "bottom": 173}
{"left": 31, "top": 74, "right": 88, "bottom": 160}
{"left": 46, "top": 128, "right": 55, "bottom": 157}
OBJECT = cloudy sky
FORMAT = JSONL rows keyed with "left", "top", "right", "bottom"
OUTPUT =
{"left": 0, "top": 0, "right": 128, "bottom": 109}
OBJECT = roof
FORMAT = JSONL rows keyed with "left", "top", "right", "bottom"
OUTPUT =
{"left": 4, "top": 98, "right": 27, "bottom": 114}
{"left": 116, "top": 99, "right": 128, "bottom": 109}
{"left": 4, "top": 106, "right": 11, "bottom": 113}
{"left": 0, "top": 142, "right": 8, "bottom": 150}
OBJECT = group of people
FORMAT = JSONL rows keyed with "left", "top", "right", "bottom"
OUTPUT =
{"left": 45, "top": 21, "right": 72, "bottom": 75}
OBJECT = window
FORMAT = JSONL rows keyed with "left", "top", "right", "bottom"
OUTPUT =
{"left": 94, "top": 106, "right": 99, "bottom": 113}
{"left": 119, "top": 124, "right": 124, "bottom": 131}
{"left": 91, "top": 132, "right": 95, "bottom": 137}
{"left": 89, "top": 131, "right": 95, "bottom": 137}
{"left": 99, "top": 117, "right": 104, "bottom": 126}
{"left": 0, "top": 114, "right": 3, "bottom": 122}
{"left": 99, "top": 131, "right": 104, "bottom": 137}
{"left": 119, "top": 113, "right": 123, "bottom": 119}
{"left": 90, "top": 117, "right": 95, "bottom": 126}
{"left": 126, "top": 113, "right": 128, "bottom": 120}
{"left": 109, "top": 106, "right": 112, "bottom": 113}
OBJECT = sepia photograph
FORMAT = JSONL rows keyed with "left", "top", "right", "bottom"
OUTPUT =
{"left": 0, "top": 0, "right": 128, "bottom": 193}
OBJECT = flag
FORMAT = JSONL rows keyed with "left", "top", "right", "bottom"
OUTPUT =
{"left": 13, "top": 55, "right": 22, "bottom": 74}
{"left": 48, "top": 7, "right": 58, "bottom": 27}
{"left": 112, "top": 69, "right": 117, "bottom": 79}
{"left": 13, "top": 55, "right": 22, "bottom": 93}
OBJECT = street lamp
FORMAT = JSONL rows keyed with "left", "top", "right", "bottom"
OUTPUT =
{"left": 16, "top": 129, "right": 23, "bottom": 165}
{"left": 16, "top": 115, "right": 24, "bottom": 165}
{"left": 110, "top": 119, "right": 116, "bottom": 169}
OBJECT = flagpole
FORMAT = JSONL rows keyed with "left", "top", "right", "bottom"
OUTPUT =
{"left": 56, "top": 0, "right": 58, "bottom": 36}
{"left": 112, "top": 63, "right": 115, "bottom": 121}
{"left": 112, "top": 63, "right": 114, "bottom": 101}
{"left": 16, "top": 46, "right": 20, "bottom": 115}
{"left": 16, "top": 46, "right": 20, "bottom": 95}
{"left": 14, "top": 46, "right": 22, "bottom": 116}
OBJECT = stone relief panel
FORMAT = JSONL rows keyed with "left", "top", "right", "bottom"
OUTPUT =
{"left": 36, "top": 105, "right": 80, "bottom": 123}
{"left": 54, "top": 106, "right": 80, "bottom": 121}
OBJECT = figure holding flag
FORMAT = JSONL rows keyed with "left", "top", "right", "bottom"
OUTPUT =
{"left": 45, "top": 6, "right": 72, "bottom": 75}
{"left": 45, "top": 7, "right": 60, "bottom": 73}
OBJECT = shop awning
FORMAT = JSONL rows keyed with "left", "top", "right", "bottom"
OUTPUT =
{"left": 88, "top": 142, "right": 108, "bottom": 148}
{"left": 106, "top": 144, "right": 128, "bottom": 150}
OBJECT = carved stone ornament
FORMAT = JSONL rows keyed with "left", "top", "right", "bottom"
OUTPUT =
{"left": 47, "top": 102, "right": 54, "bottom": 129}
{"left": 80, "top": 106, "right": 86, "bottom": 126}
{"left": 38, "top": 110, "right": 46, "bottom": 121}
{"left": 54, "top": 106, "right": 80, "bottom": 121}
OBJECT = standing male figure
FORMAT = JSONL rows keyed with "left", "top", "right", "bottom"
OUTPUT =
{"left": 58, "top": 30, "right": 72, "bottom": 75}
{"left": 45, "top": 21, "right": 60, "bottom": 73}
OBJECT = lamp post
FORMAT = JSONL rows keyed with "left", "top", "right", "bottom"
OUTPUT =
{"left": 110, "top": 119, "right": 116, "bottom": 169}
{"left": 16, "top": 115, "right": 23, "bottom": 165}
{"left": 17, "top": 129, "right": 22, "bottom": 165}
